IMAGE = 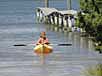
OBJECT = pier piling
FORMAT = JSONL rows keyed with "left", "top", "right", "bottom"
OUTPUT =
{"left": 45, "top": 0, "right": 49, "bottom": 7}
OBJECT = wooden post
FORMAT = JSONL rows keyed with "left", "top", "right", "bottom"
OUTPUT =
{"left": 45, "top": 0, "right": 49, "bottom": 7}
{"left": 67, "top": 0, "right": 71, "bottom": 10}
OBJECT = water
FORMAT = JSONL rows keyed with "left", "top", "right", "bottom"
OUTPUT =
{"left": 0, "top": 0, "right": 102, "bottom": 76}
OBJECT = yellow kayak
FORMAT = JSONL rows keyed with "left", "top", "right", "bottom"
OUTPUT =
{"left": 34, "top": 44, "right": 53, "bottom": 55}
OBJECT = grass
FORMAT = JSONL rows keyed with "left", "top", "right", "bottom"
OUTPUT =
{"left": 83, "top": 64, "right": 102, "bottom": 76}
{"left": 95, "top": 45, "right": 102, "bottom": 53}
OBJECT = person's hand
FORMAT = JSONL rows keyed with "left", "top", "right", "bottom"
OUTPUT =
{"left": 44, "top": 42, "right": 50, "bottom": 45}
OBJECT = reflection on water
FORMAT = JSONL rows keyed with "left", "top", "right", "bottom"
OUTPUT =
{"left": 45, "top": 24, "right": 95, "bottom": 52}
{"left": 0, "top": 22, "right": 101, "bottom": 76}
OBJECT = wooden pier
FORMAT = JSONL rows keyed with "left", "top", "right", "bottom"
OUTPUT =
{"left": 35, "top": 7, "right": 78, "bottom": 32}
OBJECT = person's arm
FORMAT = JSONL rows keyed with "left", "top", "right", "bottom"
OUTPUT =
{"left": 36, "top": 38, "right": 41, "bottom": 45}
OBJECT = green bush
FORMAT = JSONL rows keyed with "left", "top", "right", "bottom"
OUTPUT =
{"left": 83, "top": 64, "right": 102, "bottom": 76}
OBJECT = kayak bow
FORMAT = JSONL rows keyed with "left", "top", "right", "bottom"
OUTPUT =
{"left": 34, "top": 44, "right": 53, "bottom": 55}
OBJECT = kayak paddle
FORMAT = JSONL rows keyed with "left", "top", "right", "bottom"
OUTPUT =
{"left": 13, "top": 43, "right": 72, "bottom": 46}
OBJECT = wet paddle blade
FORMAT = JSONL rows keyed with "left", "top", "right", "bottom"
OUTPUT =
{"left": 13, "top": 44, "right": 27, "bottom": 46}
{"left": 58, "top": 43, "right": 72, "bottom": 46}
{"left": 50, "top": 43, "right": 72, "bottom": 46}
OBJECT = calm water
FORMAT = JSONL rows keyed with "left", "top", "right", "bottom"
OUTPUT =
{"left": 0, "top": 0, "right": 102, "bottom": 76}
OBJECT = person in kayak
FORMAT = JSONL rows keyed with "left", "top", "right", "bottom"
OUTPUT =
{"left": 35, "top": 32, "right": 51, "bottom": 64}
{"left": 36, "top": 32, "right": 49, "bottom": 45}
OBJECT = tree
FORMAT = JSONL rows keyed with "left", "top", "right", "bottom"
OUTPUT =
{"left": 79, "top": 0, "right": 102, "bottom": 43}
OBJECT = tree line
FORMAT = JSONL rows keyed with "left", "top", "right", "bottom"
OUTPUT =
{"left": 76, "top": 0, "right": 102, "bottom": 47}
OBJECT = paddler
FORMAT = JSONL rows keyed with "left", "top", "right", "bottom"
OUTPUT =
{"left": 35, "top": 31, "right": 50, "bottom": 64}
{"left": 36, "top": 31, "right": 49, "bottom": 45}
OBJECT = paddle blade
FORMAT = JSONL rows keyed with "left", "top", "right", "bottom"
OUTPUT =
{"left": 13, "top": 44, "right": 27, "bottom": 46}
{"left": 58, "top": 43, "right": 72, "bottom": 46}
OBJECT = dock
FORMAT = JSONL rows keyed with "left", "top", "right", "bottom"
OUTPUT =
{"left": 35, "top": 7, "right": 78, "bottom": 31}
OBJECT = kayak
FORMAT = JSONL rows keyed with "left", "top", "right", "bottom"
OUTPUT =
{"left": 34, "top": 44, "right": 53, "bottom": 55}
